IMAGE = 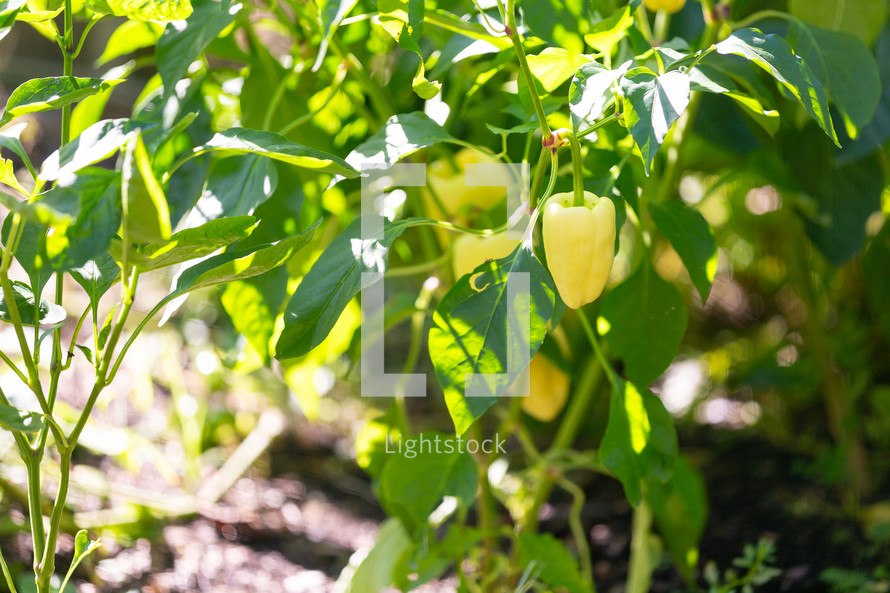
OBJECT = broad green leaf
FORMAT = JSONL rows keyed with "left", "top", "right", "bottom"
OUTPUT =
{"left": 714, "top": 28, "right": 839, "bottom": 146}
{"left": 789, "top": 0, "right": 887, "bottom": 46}
{"left": 379, "top": 432, "right": 477, "bottom": 532}
{"left": 312, "top": 0, "right": 358, "bottom": 70}
{"left": 336, "top": 518, "right": 412, "bottom": 593}
{"left": 343, "top": 112, "right": 454, "bottom": 173}
{"left": 71, "top": 64, "right": 134, "bottom": 139}
{"left": 0, "top": 0, "right": 27, "bottom": 41}
{"left": 203, "top": 155, "right": 278, "bottom": 216}
{"left": 523, "top": 0, "right": 587, "bottom": 53}
{"left": 87, "top": 0, "right": 191, "bottom": 21}
{"left": 39, "top": 119, "right": 153, "bottom": 181}
{"left": 0, "top": 404, "right": 43, "bottom": 432}
{"left": 646, "top": 456, "right": 707, "bottom": 583}
{"left": 598, "top": 264, "right": 687, "bottom": 387}
{"left": 96, "top": 20, "right": 164, "bottom": 66}
{"left": 649, "top": 201, "right": 717, "bottom": 302}
{"left": 192, "top": 128, "right": 359, "bottom": 178}
{"left": 175, "top": 221, "right": 317, "bottom": 293}
{"left": 378, "top": 0, "right": 439, "bottom": 98}
{"left": 788, "top": 129, "right": 883, "bottom": 265}
{"left": 569, "top": 61, "right": 626, "bottom": 132}
{"left": 275, "top": 217, "right": 423, "bottom": 359}
{"left": 69, "top": 254, "right": 120, "bottom": 310}
{"left": 864, "top": 224, "right": 890, "bottom": 341}
{"left": 124, "top": 134, "right": 171, "bottom": 244}
{"left": 689, "top": 65, "right": 779, "bottom": 135}
{"left": 15, "top": 7, "right": 61, "bottom": 21}
{"left": 37, "top": 167, "right": 120, "bottom": 270}
{"left": 620, "top": 67, "right": 691, "bottom": 174}
{"left": 423, "top": 9, "right": 511, "bottom": 50}
{"left": 156, "top": 0, "right": 241, "bottom": 97}
{"left": 485, "top": 121, "right": 538, "bottom": 136}
{"left": 786, "top": 21, "right": 881, "bottom": 130}
{"left": 0, "top": 122, "right": 34, "bottom": 175}
{"left": 429, "top": 245, "right": 559, "bottom": 435}
{"left": 599, "top": 378, "right": 678, "bottom": 506}
{"left": 527, "top": 48, "right": 590, "bottom": 93}
{"left": 0, "top": 280, "right": 66, "bottom": 326}
{"left": 0, "top": 77, "right": 122, "bottom": 126}
{"left": 584, "top": 3, "right": 635, "bottom": 55}
{"left": 221, "top": 268, "right": 287, "bottom": 365}
{"left": 119, "top": 215, "right": 256, "bottom": 271}
{"left": 355, "top": 406, "right": 402, "bottom": 480}
{"left": 517, "top": 533, "right": 592, "bottom": 593}
{"left": 2, "top": 218, "right": 51, "bottom": 293}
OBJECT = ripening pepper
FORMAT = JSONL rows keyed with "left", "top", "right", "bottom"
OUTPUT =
{"left": 522, "top": 354, "right": 571, "bottom": 422}
{"left": 643, "top": 0, "right": 686, "bottom": 13}
{"left": 424, "top": 149, "right": 508, "bottom": 243}
{"left": 452, "top": 232, "right": 523, "bottom": 279}
{"left": 543, "top": 191, "right": 616, "bottom": 309}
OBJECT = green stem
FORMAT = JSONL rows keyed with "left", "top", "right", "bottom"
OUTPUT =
{"left": 329, "top": 37, "right": 392, "bottom": 123}
{"left": 0, "top": 542, "right": 17, "bottom": 593}
{"left": 277, "top": 62, "right": 347, "bottom": 135}
{"left": 529, "top": 148, "right": 549, "bottom": 208}
{"left": 568, "top": 133, "right": 584, "bottom": 207}
{"left": 0, "top": 349, "right": 28, "bottom": 384}
{"left": 26, "top": 454, "right": 45, "bottom": 572}
{"left": 730, "top": 9, "right": 791, "bottom": 30}
{"left": 556, "top": 476, "right": 596, "bottom": 592}
{"left": 577, "top": 112, "right": 622, "bottom": 140}
{"left": 577, "top": 308, "right": 620, "bottom": 391}
{"left": 502, "top": 0, "right": 551, "bottom": 139}
{"left": 36, "top": 447, "right": 71, "bottom": 592}
{"left": 626, "top": 499, "right": 654, "bottom": 593}
{"left": 523, "top": 355, "right": 604, "bottom": 532}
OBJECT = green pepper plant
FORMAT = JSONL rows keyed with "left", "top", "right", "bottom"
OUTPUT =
{"left": 0, "top": 0, "right": 884, "bottom": 590}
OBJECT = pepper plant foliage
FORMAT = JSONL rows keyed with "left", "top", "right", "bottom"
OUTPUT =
{"left": 0, "top": 0, "right": 883, "bottom": 590}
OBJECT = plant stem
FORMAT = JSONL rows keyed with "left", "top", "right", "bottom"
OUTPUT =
{"left": 523, "top": 354, "right": 604, "bottom": 532}
{"left": 0, "top": 543, "right": 17, "bottom": 593}
{"left": 556, "top": 475, "right": 595, "bottom": 592}
{"left": 568, "top": 133, "right": 584, "bottom": 207}
{"left": 577, "top": 112, "right": 622, "bottom": 140}
{"left": 577, "top": 308, "right": 620, "bottom": 391}
{"left": 501, "top": 0, "right": 551, "bottom": 139}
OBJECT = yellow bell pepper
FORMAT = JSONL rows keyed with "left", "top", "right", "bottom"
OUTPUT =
{"left": 644, "top": 0, "right": 686, "bottom": 14}
{"left": 424, "top": 148, "right": 507, "bottom": 224}
{"left": 451, "top": 232, "right": 523, "bottom": 279}
{"left": 543, "top": 191, "right": 616, "bottom": 309}
{"left": 522, "top": 354, "right": 571, "bottom": 422}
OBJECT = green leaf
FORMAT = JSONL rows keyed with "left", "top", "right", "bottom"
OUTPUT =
{"left": 379, "top": 432, "right": 477, "bottom": 532}
{"left": 87, "top": 0, "right": 191, "bottom": 21}
{"left": 791, "top": 134, "right": 883, "bottom": 265}
{"left": 522, "top": 0, "right": 587, "bottom": 53}
{"left": 192, "top": 128, "right": 359, "bottom": 178}
{"left": 0, "top": 280, "right": 66, "bottom": 326}
{"left": 0, "top": 404, "right": 43, "bottom": 432}
{"left": 598, "top": 264, "right": 687, "bottom": 387}
{"left": 2, "top": 218, "right": 51, "bottom": 293}
{"left": 60, "top": 530, "right": 101, "bottom": 593}
{"left": 689, "top": 65, "right": 780, "bottom": 135}
{"left": 599, "top": 378, "right": 678, "bottom": 506}
{"left": 221, "top": 268, "right": 287, "bottom": 365}
{"left": 312, "top": 0, "right": 358, "bottom": 70}
{"left": 620, "top": 67, "right": 691, "bottom": 174}
{"left": 569, "top": 61, "right": 625, "bottom": 132}
{"left": 96, "top": 20, "right": 164, "bottom": 66}
{"left": 649, "top": 201, "right": 717, "bottom": 302}
{"left": 203, "top": 155, "right": 278, "bottom": 216}
{"left": 39, "top": 118, "right": 154, "bottom": 181}
{"left": 429, "top": 245, "right": 559, "bottom": 435}
{"left": 786, "top": 21, "right": 881, "bottom": 130}
{"left": 119, "top": 215, "right": 257, "bottom": 271}
{"left": 527, "top": 48, "right": 591, "bottom": 93}
{"left": 517, "top": 533, "right": 592, "bottom": 593}
{"left": 175, "top": 220, "right": 317, "bottom": 293}
{"left": 0, "top": 121, "right": 35, "bottom": 175}
{"left": 0, "top": 77, "right": 122, "bottom": 126}
{"left": 378, "top": 0, "right": 439, "bottom": 99}
{"left": 714, "top": 28, "right": 839, "bottom": 146}
{"left": 156, "top": 0, "right": 241, "bottom": 96}
{"left": 343, "top": 112, "right": 454, "bottom": 174}
{"left": 336, "top": 518, "right": 412, "bottom": 593}
{"left": 584, "top": 3, "right": 635, "bottom": 55}
{"left": 789, "top": 0, "right": 887, "bottom": 46}
{"left": 38, "top": 167, "right": 121, "bottom": 270}
{"left": 124, "top": 134, "right": 171, "bottom": 243}
{"left": 0, "top": 0, "right": 27, "bottom": 41}
{"left": 275, "top": 217, "right": 423, "bottom": 359}
{"left": 0, "top": 157, "right": 26, "bottom": 194}
{"left": 71, "top": 65, "right": 134, "bottom": 139}
{"left": 69, "top": 254, "right": 120, "bottom": 309}
{"left": 646, "top": 456, "right": 707, "bottom": 584}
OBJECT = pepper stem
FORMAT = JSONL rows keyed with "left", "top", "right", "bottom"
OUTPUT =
{"left": 568, "top": 132, "right": 585, "bottom": 207}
